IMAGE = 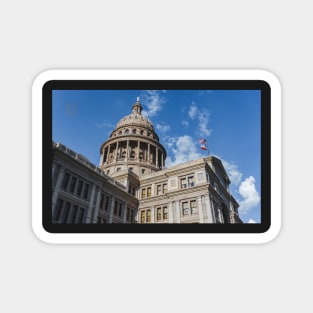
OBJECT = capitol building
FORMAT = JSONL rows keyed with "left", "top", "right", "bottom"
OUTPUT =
{"left": 52, "top": 98, "right": 242, "bottom": 224}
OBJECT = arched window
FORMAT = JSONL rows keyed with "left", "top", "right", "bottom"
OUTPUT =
{"left": 125, "top": 129, "right": 129, "bottom": 134}
{"left": 132, "top": 129, "right": 136, "bottom": 134}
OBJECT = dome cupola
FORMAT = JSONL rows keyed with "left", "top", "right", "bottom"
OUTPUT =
{"left": 99, "top": 98, "right": 167, "bottom": 177}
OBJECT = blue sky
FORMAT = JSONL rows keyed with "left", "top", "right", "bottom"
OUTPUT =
{"left": 52, "top": 89, "right": 261, "bottom": 223}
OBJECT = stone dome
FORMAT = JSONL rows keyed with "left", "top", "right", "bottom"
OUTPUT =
{"left": 99, "top": 97, "right": 167, "bottom": 177}
{"left": 115, "top": 112, "right": 154, "bottom": 131}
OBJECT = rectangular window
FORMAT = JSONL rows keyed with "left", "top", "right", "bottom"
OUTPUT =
{"left": 141, "top": 211, "right": 146, "bottom": 223}
{"left": 105, "top": 196, "right": 110, "bottom": 211}
{"left": 114, "top": 201, "right": 118, "bottom": 215}
{"left": 100, "top": 193, "right": 104, "bottom": 208}
{"left": 142, "top": 189, "right": 146, "bottom": 199}
{"left": 83, "top": 183, "right": 90, "bottom": 200}
{"left": 147, "top": 210, "right": 151, "bottom": 223}
{"left": 61, "top": 202, "right": 71, "bottom": 223}
{"left": 76, "top": 180, "right": 83, "bottom": 196}
{"left": 54, "top": 198, "right": 64, "bottom": 221}
{"left": 181, "top": 178, "right": 187, "bottom": 189}
{"left": 157, "top": 207, "right": 162, "bottom": 221}
{"left": 78, "top": 208, "right": 85, "bottom": 223}
{"left": 130, "top": 209, "right": 134, "bottom": 223}
{"left": 188, "top": 176, "right": 194, "bottom": 187}
{"left": 157, "top": 185, "right": 162, "bottom": 195}
{"left": 70, "top": 205, "right": 78, "bottom": 223}
{"left": 118, "top": 203, "right": 123, "bottom": 217}
{"left": 163, "top": 184, "right": 168, "bottom": 194}
{"left": 182, "top": 202, "right": 189, "bottom": 215}
{"left": 128, "top": 184, "right": 132, "bottom": 194}
{"left": 69, "top": 176, "right": 77, "bottom": 193}
{"left": 61, "top": 172, "right": 70, "bottom": 190}
{"left": 191, "top": 200, "right": 197, "bottom": 214}
{"left": 126, "top": 207, "right": 130, "bottom": 222}
{"left": 132, "top": 187, "right": 136, "bottom": 196}
{"left": 163, "top": 207, "right": 168, "bottom": 219}
{"left": 147, "top": 187, "right": 151, "bottom": 198}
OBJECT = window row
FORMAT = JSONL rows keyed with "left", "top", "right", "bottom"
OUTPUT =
{"left": 61, "top": 172, "right": 91, "bottom": 201}
{"left": 139, "top": 200, "right": 198, "bottom": 223}
{"left": 141, "top": 183, "right": 168, "bottom": 199}
{"left": 180, "top": 175, "right": 195, "bottom": 189}
{"left": 98, "top": 194, "right": 135, "bottom": 223}
{"left": 114, "top": 128, "right": 156, "bottom": 138}
{"left": 182, "top": 200, "right": 197, "bottom": 216}
{"left": 128, "top": 183, "right": 136, "bottom": 196}
{"left": 140, "top": 206, "right": 168, "bottom": 223}
{"left": 53, "top": 198, "right": 86, "bottom": 224}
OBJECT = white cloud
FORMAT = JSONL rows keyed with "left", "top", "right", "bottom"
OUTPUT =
{"left": 198, "top": 109, "right": 211, "bottom": 137}
{"left": 141, "top": 90, "right": 166, "bottom": 117}
{"left": 187, "top": 102, "right": 212, "bottom": 138}
{"left": 222, "top": 160, "right": 243, "bottom": 186}
{"left": 248, "top": 219, "right": 257, "bottom": 223}
{"left": 165, "top": 135, "right": 203, "bottom": 167}
{"left": 188, "top": 103, "right": 198, "bottom": 119}
{"left": 182, "top": 120, "right": 189, "bottom": 127}
{"left": 156, "top": 123, "right": 170, "bottom": 133}
{"left": 238, "top": 176, "right": 260, "bottom": 214}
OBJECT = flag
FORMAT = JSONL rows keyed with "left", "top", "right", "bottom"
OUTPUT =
{"left": 198, "top": 138, "right": 208, "bottom": 150}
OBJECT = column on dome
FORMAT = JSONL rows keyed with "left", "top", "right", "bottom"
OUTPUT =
{"left": 161, "top": 153, "right": 164, "bottom": 169}
{"left": 99, "top": 148, "right": 104, "bottom": 166}
{"left": 126, "top": 140, "right": 129, "bottom": 160}
{"left": 115, "top": 141, "right": 119, "bottom": 160}
{"left": 156, "top": 147, "right": 159, "bottom": 168}
{"left": 106, "top": 144, "right": 111, "bottom": 163}
{"left": 148, "top": 143, "right": 150, "bottom": 162}
{"left": 137, "top": 140, "right": 140, "bottom": 161}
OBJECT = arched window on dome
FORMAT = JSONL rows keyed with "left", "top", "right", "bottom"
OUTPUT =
{"left": 130, "top": 151, "right": 135, "bottom": 159}
{"left": 122, "top": 151, "right": 126, "bottom": 159}
{"left": 132, "top": 129, "right": 136, "bottom": 134}
{"left": 118, "top": 131, "right": 122, "bottom": 135}
{"left": 147, "top": 132, "right": 150, "bottom": 137}
{"left": 140, "top": 130, "right": 144, "bottom": 135}
{"left": 125, "top": 129, "right": 129, "bottom": 134}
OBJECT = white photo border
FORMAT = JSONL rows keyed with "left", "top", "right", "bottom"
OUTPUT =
{"left": 32, "top": 69, "right": 281, "bottom": 244}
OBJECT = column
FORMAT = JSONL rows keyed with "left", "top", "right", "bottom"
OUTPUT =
{"left": 137, "top": 141, "right": 140, "bottom": 160}
{"left": 52, "top": 163, "right": 57, "bottom": 178}
{"left": 156, "top": 147, "right": 159, "bottom": 167}
{"left": 197, "top": 196, "right": 204, "bottom": 223}
{"left": 168, "top": 201, "right": 174, "bottom": 223}
{"left": 106, "top": 145, "right": 110, "bottom": 163}
{"left": 161, "top": 153, "right": 164, "bottom": 169}
{"left": 205, "top": 195, "right": 214, "bottom": 223}
{"left": 151, "top": 206, "right": 155, "bottom": 223}
{"left": 148, "top": 144, "right": 150, "bottom": 162}
{"left": 99, "top": 149, "right": 104, "bottom": 166}
{"left": 115, "top": 142, "right": 119, "bottom": 160}
{"left": 52, "top": 167, "right": 65, "bottom": 217}
{"left": 92, "top": 188, "right": 102, "bottom": 223}
{"left": 85, "top": 184, "right": 96, "bottom": 223}
{"left": 126, "top": 140, "right": 129, "bottom": 159}
{"left": 122, "top": 203, "right": 127, "bottom": 223}
{"left": 175, "top": 201, "right": 181, "bottom": 223}
{"left": 108, "top": 196, "right": 115, "bottom": 223}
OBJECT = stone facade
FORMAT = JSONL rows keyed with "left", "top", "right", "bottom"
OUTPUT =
{"left": 52, "top": 99, "right": 242, "bottom": 224}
